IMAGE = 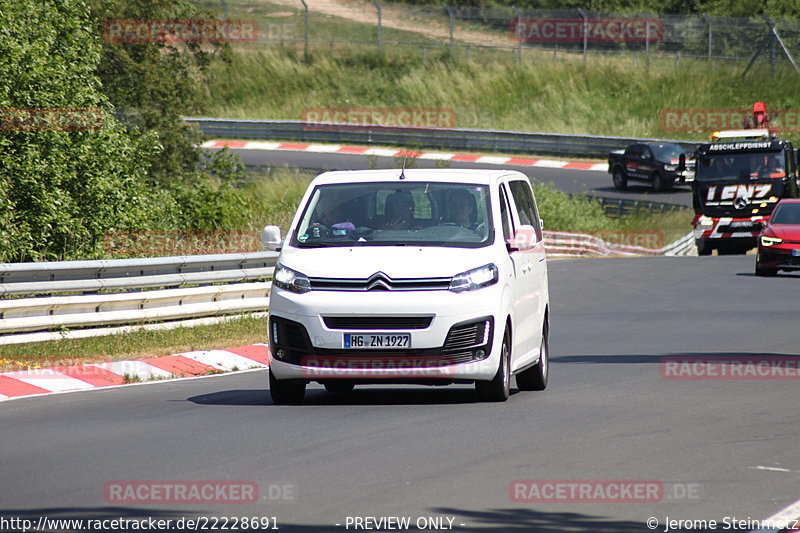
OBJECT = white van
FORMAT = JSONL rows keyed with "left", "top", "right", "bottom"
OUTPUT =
{"left": 263, "top": 169, "right": 549, "bottom": 403}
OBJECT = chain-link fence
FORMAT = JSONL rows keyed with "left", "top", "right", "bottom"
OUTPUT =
{"left": 197, "top": 1, "right": 800, "bottom": 70}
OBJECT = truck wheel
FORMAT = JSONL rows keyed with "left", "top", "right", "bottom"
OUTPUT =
{"left": 696, "top": 239, "right": 712, "bottom": 256}
{"left": 612, "top": 167, "right": 627, "bottom": 190}
{"left": 651, "top": 172, "right": 673, "bottom": 192}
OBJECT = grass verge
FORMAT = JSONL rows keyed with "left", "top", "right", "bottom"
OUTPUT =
{"left": 203, "top": 46, "right": 800, "bottom": 145}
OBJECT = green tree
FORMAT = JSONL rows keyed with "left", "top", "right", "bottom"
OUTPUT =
{"left": 85, "top": 0, "right": 231, "bottom": 185}
{"left": 0, "top": 0, "right": 166, "bottom": 261}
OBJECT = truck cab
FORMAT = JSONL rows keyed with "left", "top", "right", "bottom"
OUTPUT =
{"left": 689, "top": 130, "right": 799, "bottom": 255}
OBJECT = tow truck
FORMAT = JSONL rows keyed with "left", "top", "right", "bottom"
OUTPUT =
{"left": 684, "top": 129, "right": 799, "bottom": 255}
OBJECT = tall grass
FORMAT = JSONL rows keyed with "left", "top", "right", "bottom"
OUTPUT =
{"left": 203, "top": 47, "right": 800, "bottom": 144}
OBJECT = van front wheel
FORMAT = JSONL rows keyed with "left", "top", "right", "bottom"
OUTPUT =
{"left": 269, "top": 369, "right": 306, "bottom": 404}
{"left": 476, "top": 332, "right": 510, "bottom": 402}
{"left": 516, "top": 320, "right": 549, "bottom": 391}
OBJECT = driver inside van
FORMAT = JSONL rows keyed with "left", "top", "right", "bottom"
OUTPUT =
{"left": 447, "top": 189, "right": 479, "bottom": 230}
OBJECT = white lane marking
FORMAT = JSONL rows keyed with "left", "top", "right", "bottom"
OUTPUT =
{"left": 306, "top": 144, "right": 343, "bottom": 152}
{"left": 364, "top": 148, "right": 402, "bottom": 157}
{"left": 0, "top": 367, "right": 266, "bottom": 403}
{"left": 418, "top": 152, "right": 456, "bottom": 160}
{"left": 247, "top": 141, "right": 283, "bottom": 150}
{"left": 533, "top": 159, "right": 569, "bottom": 168}
{"left": 90, "top": 361, "right": 173, "bottom": 381}
{"left": 180, "top": 350, "right": 268, "bottom": 371}
{"left": 750, "top": 465, "right": 793, "bottom": 473}
{"left": 475, "top": 156, "right": 510, "bottom": 165}
{"left": 1, "top": 370, "right": 95, "bottom": 392}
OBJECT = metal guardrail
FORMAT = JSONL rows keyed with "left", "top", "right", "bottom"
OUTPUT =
{"left": 0, "top": 234, "right": 697, "bottom": 345}
{"left": 545, "top": 231, "right": 696, "bottom": 257}
{"left": 187, "top": 118, "right": 697, "bottom": 159}
{"left": 580, "top": 195, "right": 690, "bottom": 216}
{"left": 0, "top": 252, "right": 278, "bottom": 345}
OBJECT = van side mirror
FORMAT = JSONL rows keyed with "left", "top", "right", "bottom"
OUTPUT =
{"left": 539, "top": 218, "right": 545, "bottom": 230}
{"left": 261, "top": 225, "right": 283, "bottom": 251}
{"left": 678, "top": 153, "right": 686, "bottom": 172}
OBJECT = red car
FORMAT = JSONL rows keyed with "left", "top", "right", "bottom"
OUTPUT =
{"left": 756, "top": 199, "right": 800, "bottom": 276}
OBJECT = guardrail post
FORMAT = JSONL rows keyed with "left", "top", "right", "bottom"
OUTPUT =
{"left": 702, "top": 14, "right": 712, "bottom": 69}
{"left": 300, "top": 0, "right": 309, "bottom": 59}
{"left": 445, "top": 5, "right": 454, "bottom": 57}
{"left": 577, "top": 8, "right": 588, "bottom": 64}
{"left": 512, "top": 6, "right": 523, "bottom": 64}
{"left": 372, "top": 1, "right": 382, "bottom": 51}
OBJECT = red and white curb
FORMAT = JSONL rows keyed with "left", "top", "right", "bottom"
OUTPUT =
{"left": 0, "top": 344, "right": 270, "bottom": 401}
{"left": 201, "top": 140, "right": 607, "bottom": 171}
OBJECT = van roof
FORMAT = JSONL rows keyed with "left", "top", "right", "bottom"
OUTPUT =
{"left": 309, "top": 168, "right": 524, "bottom": 186}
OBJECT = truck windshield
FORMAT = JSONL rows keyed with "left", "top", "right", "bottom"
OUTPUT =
{"left": 697, "top": 152, "right": 785, "bottom": 182}
{"left": 291, "top": 182, "right": 493, "bottom": 248}
{"left": 650, "top": 144, "right": 684, "bottom": 162}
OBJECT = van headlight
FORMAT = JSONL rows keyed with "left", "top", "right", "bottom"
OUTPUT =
{"left": 274, "top": 264, "right": 311, "bottom": 293}
{"left": 449, "top": 264, "right": 499, "bottom": 293}
{"left": 760, "top": 235, "right": 783, "bottom": 246}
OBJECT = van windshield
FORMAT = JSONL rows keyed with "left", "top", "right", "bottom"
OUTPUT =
{"left": 291, "top": 182, "right": 493, "bottom": 248}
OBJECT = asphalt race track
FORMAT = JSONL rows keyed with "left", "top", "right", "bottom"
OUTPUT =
{"left": 210, "top": 147, "right": 694, "bottom": 207}
{"left": 1, "top": 256, "right": 798, "bottom": 532}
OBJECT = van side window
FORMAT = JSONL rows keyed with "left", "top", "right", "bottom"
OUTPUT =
{"left": 508, "top": 180, "right": 542, "bottom": 241}
{"left": 499, "top": 185, "right": 513, "bottom": 244}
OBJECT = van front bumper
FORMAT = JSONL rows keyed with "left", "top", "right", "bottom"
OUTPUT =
{"left": 267, "top": 286, "right": 506, "bottom": 382}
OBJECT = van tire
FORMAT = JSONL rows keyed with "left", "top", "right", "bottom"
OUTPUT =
{"left": 516, "top": 319, "right": 549, "bottom": 391}
{"left": 476, "top": 332, "right": 511, "bottom": 402}
{"left": 269, "top": 369, "right": 306, "bottom": 404}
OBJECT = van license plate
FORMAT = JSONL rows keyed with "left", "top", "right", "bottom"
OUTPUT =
{"left": 344, "top": 334, "right": 410, "bottom": 349}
